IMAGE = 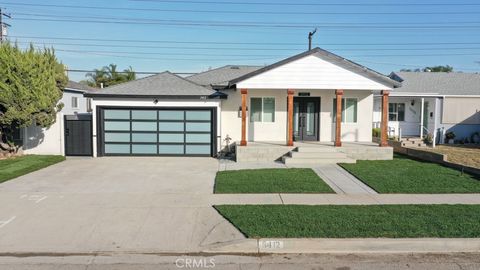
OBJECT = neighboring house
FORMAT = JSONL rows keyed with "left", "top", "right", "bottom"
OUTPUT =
{"left": 83, "top": 48, "right": 399, "bottom": 157}
{"left": 18, "top": 81, "right": 97, "bottom": 155}
{"left": 373, "top": 72, "right": 480, "bottom": 143}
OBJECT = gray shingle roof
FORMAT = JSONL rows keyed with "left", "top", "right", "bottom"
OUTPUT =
{"left": 85, "top": 71, "right": 216, "bottom": 98}
{"left": 229, "top": 48, "right": 401, "bottom": 88}
{"left": 65, "top": 81, "right": 98, "bottom": 92}
{"left": 391, "top": 72, "right": 480, "bottom": 95}
{"left": 187, "top": 65, "right": 263, "bottom": 87}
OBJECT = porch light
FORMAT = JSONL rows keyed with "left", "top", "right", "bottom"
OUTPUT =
{"left": 411, "top": 100, "right": 415, "bottom": 106}
{"left": 238, "top": 106, "right": 248, "bottom": 118}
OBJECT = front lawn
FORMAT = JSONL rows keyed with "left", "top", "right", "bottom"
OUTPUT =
{"left": 0, "top": 155, "right": 65, "bottom": 184}
{"left": 214, "top": 168, "right": 334, "bottom": 193}
{"left": 340, "top": 154, "right": 480, "bottom": 193}
{"left": 216, "top": 205, "right": 480, "bottom": 238}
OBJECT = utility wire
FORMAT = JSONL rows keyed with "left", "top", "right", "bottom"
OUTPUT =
{"left": 131, "top": 0, "right": 480, "bottom": 7}
{"left": 3, "top": 2, "right": 480, "bottom": 15}
{"left": 9, "top": 35, "right": 480, "bottom": 46}
{"left": 12, "top": 17, "right": 480, "bottom": 29}
{"left": 14, "top": 41, "right": 480, "bottom": 52}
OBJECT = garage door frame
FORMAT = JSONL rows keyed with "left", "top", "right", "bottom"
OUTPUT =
{"left": 96, "top": 106, "right": 217, "bottom": 157}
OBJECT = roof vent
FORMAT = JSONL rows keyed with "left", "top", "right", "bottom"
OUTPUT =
{"left": 230, "top": 66, "right": 240, "bottom": 69}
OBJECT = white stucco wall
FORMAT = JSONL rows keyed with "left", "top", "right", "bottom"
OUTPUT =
{"left": 221, "top": 89, "right": 374, "bottom": 144}
{"left": 90, "top": 98, "right": 221, "bottom": 157}
{"left": 60, "top": 90, "right": 90, "bottom": 115}
{"left": 22, "top": 113, "right": 65, "bottom": 155}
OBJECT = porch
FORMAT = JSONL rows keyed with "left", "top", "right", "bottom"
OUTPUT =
{"left": 235, "top": 141, "right": 393, "bottom": 163}
{"left": 373, "top": 95, "right": 441, "bottom": 146}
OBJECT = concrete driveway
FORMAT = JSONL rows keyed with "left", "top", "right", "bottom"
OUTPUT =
{"left": 0, "top": 157, "right": 244, "bottom": 254}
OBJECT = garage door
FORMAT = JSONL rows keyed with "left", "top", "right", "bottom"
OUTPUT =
{"left": 98, "top": 108, "right": 215, "bottom": 156}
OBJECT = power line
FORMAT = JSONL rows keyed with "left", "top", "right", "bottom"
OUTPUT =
{"left": 14, "top": 40, "right": 480, "bottom": 52}
{"left": 67, "top": 69, "right": 196, "bottom": 75}
{"left": 42, "top": 47, "right": 480, "bottom": 59}
{"left": 9, "top": 35, "right": 480, "bottom": 47}
{"left": 3, "top": 2, "right": 480, "bottom": 15}
{"left": 131, "top": 0, "right": 480, "bottom": 7}
{"left": 12, "top": 12, "right": 480, "bottom": 26}
{"left": 12, "top": 17, "right": 480, "bottom": 30}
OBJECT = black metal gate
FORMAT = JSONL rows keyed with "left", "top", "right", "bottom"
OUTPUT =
{"left": 64, "top": 114, "right": 93, "bottom": 156}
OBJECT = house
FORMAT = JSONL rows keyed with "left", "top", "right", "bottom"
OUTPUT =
{"left": 373, "top": 72, "right": 480, "bottom": 144}
{"left": 17, "top": 81, "right": 97, "bottom": 155}
{"left": 82, "top": 48, "right": 399, "bottom": 159}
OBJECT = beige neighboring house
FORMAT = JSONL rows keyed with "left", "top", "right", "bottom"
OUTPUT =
{"left": 373, "top": 72, "right": 480, "bottom": 144}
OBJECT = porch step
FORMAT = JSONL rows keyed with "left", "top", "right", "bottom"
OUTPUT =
{"left": 295, "top": 146, "right": 338, "bottom": 153}
{"left": 401, "top": 137, "right": 427, "bottom": 148}
{"left": 282, "top": 146, "right": 356, "bottom": 165}
{"left": 282, "top": 156, "right": 356, "bottom": 165}
{"left": 290, "top": 151, "right": 349, "bottom": 159}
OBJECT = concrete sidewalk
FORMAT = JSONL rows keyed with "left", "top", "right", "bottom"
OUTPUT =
{"left": 313, "top": 164, "right": 377, "bottom": 194}
{"left": 212, "top": 194, "right": 480, "bottom": 205}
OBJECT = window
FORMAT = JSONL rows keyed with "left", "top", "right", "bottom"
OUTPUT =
{"left": 333, "top": 98, "right": 357, "bottom": 123}
{"left": 389, "top": 103, "right": 405, "bottom": 121}
{"left": 71, "top": 97, "right": 79, "bottom": 109}
{"left": 250, "top": 97, "right": 275, "bottom": 122}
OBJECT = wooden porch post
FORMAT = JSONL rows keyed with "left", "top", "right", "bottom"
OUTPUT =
{"left": 380, "top": 90, "right": 390, "bottom": 147}
{"left": 240, "top": 89, "right": 248, "bottom": 146}
{"left": 287, "top": 89, "right": 295, "bottom": 146}
{"left": 335, "top": 90, "right": 343, "bottom": 147}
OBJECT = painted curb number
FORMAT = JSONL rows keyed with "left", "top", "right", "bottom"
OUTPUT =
{"left": 260, "top": 240, "right": 284, "bottom": 249}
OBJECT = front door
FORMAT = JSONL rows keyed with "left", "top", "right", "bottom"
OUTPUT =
{"left": 293, "top": 97, "right": 320, "bottom": 141}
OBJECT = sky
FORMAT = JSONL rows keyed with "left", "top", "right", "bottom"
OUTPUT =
{"left": 2, "top": 0, "right": 480, "bottom": 82}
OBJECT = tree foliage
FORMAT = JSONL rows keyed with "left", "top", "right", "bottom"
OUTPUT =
{"left": 85, "top": 64, "right": 136, "bottom": 88}
{"left": 0, "top": 43, "right": 67, "bottom": 151}
{"left": 400, "top": 65, "right": 454, "bottom": 72}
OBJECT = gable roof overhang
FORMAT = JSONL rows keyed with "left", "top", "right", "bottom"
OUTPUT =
{"left": 229, "top": 47, "right": 401, "bottom": 90}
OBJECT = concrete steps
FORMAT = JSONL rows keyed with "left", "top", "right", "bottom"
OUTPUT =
{"left": 401, "top": 137, "right": 427, "bottom": 148}
{"left": 282, "top": 146, "right": 356, "bottom": 165}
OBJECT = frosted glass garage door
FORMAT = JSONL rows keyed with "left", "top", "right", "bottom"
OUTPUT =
{"left": 101, "top": 108, "right": 213, "bottom": 156}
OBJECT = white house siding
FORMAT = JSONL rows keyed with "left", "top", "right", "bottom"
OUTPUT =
{"left": 221, "top": 89, "right": 374, "bottom": 144}
{"left": 236, "top": 55, "right": 392, "bottom": 91}
{"left": 90, "top": 98, "right": 221, "bottom": 157}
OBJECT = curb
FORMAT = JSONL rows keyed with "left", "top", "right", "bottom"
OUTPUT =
{"left": 203, "top": 238, "right": 480, "bottom": 254}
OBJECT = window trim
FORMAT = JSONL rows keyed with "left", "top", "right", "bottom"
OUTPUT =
{"left": 389, "top": 102, "right": 406, "bottom": 122}
{"left": 250, "top": 97, "right": 276, "bottom": 123}
{"left": 333, "top": 97, "right": 358, "bottom": 123}
{"left": 71, "top": 96, "right": 79, "bottom": 109}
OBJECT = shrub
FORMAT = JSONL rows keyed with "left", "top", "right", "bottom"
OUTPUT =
{"left": 372, "top": 128, "right": 381, "bottom": 138}
{"left": 445, "top": 131, "right": 456, "bottom": 140}
{"left": 471, "top": 132, "right": 480, "bottom": 144}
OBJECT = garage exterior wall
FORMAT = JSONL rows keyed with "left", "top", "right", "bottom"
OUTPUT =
{"left": 91, "top": 98, "right": 221, "bottom": 157}
{"left": 221, "top": 89, "right": 374, "bottom": 144}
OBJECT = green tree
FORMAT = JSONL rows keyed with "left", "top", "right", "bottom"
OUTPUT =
{"left": 0, "top": 43, "right": 67, "bottom": 152}
{"left": 400, "top": 65, "right": 454, "bottom": 72}
{"left": 85, "top": 64, "right": 136, "bottom": 88}
{"left": 423, "top": 65, "right": 453, "bottom": 72}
